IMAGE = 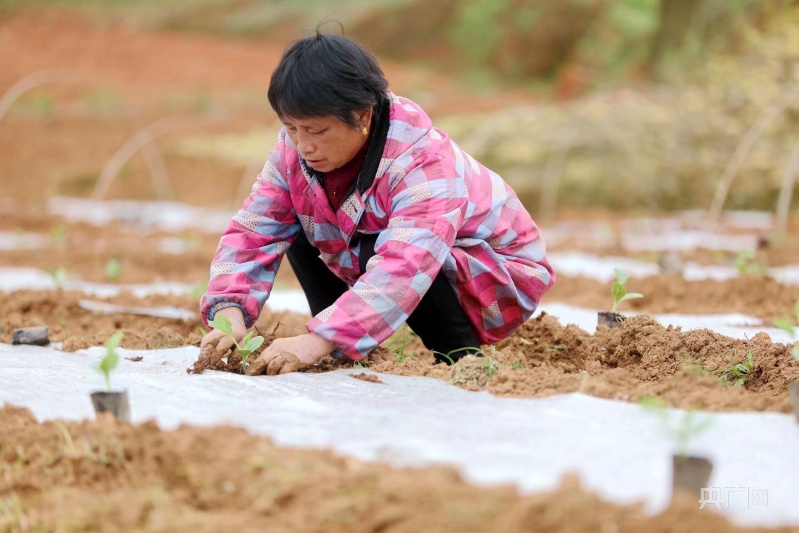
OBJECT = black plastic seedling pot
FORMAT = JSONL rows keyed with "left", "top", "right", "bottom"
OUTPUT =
{"left": 597, "top": 312, "right": 625, "bottom": 329}
{"left": 12, "top": 326, "right": 50, "bottom": 346}
{"left": 672, "top": 455, "right": 713, "bottom": 497}
{"left": 90, "top": 390, "right": 130, "bottom": 422}
{"left": 789, "top": 382, "right": 799, "bottom": 423}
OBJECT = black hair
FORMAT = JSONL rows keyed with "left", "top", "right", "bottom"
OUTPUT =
{"left": 268, "top": 31, "right": 389, "bottom": 128}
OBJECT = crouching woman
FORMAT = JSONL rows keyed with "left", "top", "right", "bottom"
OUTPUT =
{"left": 200, "top": 32, "right": 555, "bottom": 375}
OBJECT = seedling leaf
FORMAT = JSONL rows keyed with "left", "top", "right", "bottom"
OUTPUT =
{"left": 614, "top": 268, "right": 629, "bottom": 285}
{"left": 244, "top": 336, "right": 264, "bottom": 352}
{"left": 610, "top": 269, "right": 643, "bottom": 313}
{"left": 792, "top": 343, "right": 799, "bottom": 360}
{"left": 774, "top": 318, "right": 795, "bottom": 337}
{"left": 209, "top": 315, "right": 234, "bottom": 337}
{"left": 97, "top": 331, "right": 123, "bottom": 392}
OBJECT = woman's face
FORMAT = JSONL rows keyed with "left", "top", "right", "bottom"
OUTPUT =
{"left": 282, "top": 109, "right": 372, "bottom": 173}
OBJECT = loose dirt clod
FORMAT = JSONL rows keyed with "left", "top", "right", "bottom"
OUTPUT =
{"left": 351, "top": 372, "right": 384, "bottom": 384}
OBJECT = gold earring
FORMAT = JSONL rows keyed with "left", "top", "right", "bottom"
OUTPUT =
{"left": 362, "top": 126, "right": 368, "bottom": 136}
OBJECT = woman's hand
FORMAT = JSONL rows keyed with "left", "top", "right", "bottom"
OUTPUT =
{"left": 246, "top": 333, "right": 333, "bottom": 376}
{"left": 200, "top": 307, "right": 248, "bottom": 361}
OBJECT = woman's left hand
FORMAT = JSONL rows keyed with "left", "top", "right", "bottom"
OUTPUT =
{"left": 245, "top": 333, "right": 334, "bottom": 376}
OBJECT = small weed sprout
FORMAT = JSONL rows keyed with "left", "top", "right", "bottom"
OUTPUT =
{"left": 104, "top": 259, "right": 122, "bottom": 281}
{"left": 735, "top": 250, "right": 766, "bottom": 276}
{"left": 48, "top": 267, "right": 68, "bottom": 289}
{"left": 208, "top": 315, "right": 264, "bottom": 373}
{"left": 718, "top": 351, "right": 754, "bottom": 388}
{"left": 774, "top": 301, "right": 799, "bottom": 360}
{"left": 386, "top": 325, "right": 416, "bottom": 363}
{"left": 640, "top": 396, "right": 714, "bottom": 459}
{"left": 50, "top": 224, "right": 67, "bottom": 247}
{"left": 611, "top": 268, "right": 643, "bottom": 313}
{"left": 95, "top": 331, "right": 123, "bottom": 393}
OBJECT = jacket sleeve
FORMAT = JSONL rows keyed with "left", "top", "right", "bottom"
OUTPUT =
{"left": 200, "top": 145, "right": 300, "bottom": 328}
{"left": 306, "top": 159, "right": 466, "bottom": 359}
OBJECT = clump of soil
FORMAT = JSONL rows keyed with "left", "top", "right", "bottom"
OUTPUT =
{"left": 0, "top": 405, "right": 789, "bottom": 532}
{"left": 350, "top": 372, "right": 384, "bottom": 384}
{"left": 361, "top": 314, "right": 799, "bottom": 413}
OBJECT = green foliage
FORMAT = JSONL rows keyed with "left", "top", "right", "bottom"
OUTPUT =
{"left": 774, "top": 301, "right": 799, "bottom": 360}
{"left": 84, "top": 90, "right": 121, "bottom": 115}
{"left": 640, "top": 396, "right": 714, "bottom": 458}
{"left": 11, "top": 92, "right": 54, "bottom": 118}
{"left": 95, "top": 331, "right": 123, "bottom": 393}
{"left": 385, "top": 325, "right": 418, "bottom": 363}
{"left": 611, "top": 268, "right": 644, "bottom": 313}
{"left": 577, "top": 0, "right": 659, "bottom": 76}
{"left": 208, "top": 315, "right": 264, "bottom": 373}
{"left": 49, "top": 224, "right": 67, "bottom": 247}
{"left": 717, "top": 351, "right": 754, "bottom": 388}
{"left": 735, "top": 250, "right": 766, "bottom": 276}
{"left": 104, "top": 259, "right": 122, "bottom": 282}
{"left": 449, "top": 0, "right": 506, "bottom": 65}
{"left": 189, "top": 283, "right": 206, "bottom": 299}
{"left": 48, "top": 267, "right": 68, "bottom": 289}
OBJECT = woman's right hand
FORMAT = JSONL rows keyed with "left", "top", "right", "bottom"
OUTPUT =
{"left": 200, "top": 306, "right": 248, "bottom": 359}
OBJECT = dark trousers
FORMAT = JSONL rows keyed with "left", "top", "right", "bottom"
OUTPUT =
{"left": 286, "top": 231, "right": 481, "bottom": 363}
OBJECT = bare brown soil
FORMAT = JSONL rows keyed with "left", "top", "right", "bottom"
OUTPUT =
{"left": 0, "top": 405, "right": 791, "bottom": 533}
{"left": 351, "top": 372, "right": 385, "bottom": 384}
{"left": 548, "top": 274, "right": 799, "bottom": 323}
{"left": 353, "top": 314, "right": 799, "bottom": 414}
{"left": 0, "top": 290, "right": 308, "bottom": 351}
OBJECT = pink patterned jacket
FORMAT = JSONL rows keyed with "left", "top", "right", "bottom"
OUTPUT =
{"left": 201, "top": 93, "right": 555, "bottom": 360}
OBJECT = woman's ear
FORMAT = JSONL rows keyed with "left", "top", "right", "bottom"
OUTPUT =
{"left": 353, "top": 108, "right": 373, "bottom": 128}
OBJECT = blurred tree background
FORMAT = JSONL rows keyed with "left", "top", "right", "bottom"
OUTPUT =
{"left": 2, "top": 0, "right": 798, "bottom": 214}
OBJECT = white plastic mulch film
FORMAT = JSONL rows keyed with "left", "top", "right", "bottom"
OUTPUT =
{"left": 2, "top": 336, "right": 798, "bottom": 528}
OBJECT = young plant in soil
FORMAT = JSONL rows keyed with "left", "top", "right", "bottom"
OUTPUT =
{"left": 90, "top": 331, "right": 130, "bottom": 422}
{"left": 104, "top": 258, "right": 122, "bottom": 282}
{"left": 598, "top": 268, "right": 643, "bottom": 328}
{"left": 717, "top": 351, "right": 754, "bottom": 388}
{"left": 208, "top": 315, "right": 265, "bottom": 374}
{"left": 640, "top": 396, "right": 714, "bottom": 499}
{"left": 48, "top": 267, "right": 68, "bottom": 290}
{"left": 735, "top": 250, "right": 766, "bottom": 276}
{"left": 774, "top": 301, "right": 799, "bottom": 421}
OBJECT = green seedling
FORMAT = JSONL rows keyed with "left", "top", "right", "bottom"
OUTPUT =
{"left": 386, "top": 325, "right": 416, "bottom": 363}
{"left": 48, "top": 267, "right": 68, "bottom": 289}
{"left": 774, "top": 301, "right": 799, "bottom": 360}
{"left": 104, "top": 259, "right": 122, "bottom": 282}
{"left": 50, "top": 224, "right": 67, "bottom": 248}
{"left": 189, "top": 283, "right": 206, "bottom": 299}
{"left": 208, "top": 315, "right": 264, "bottom": 373}
{"left": 640, "top": 396, "right": 714, "bottom": 459}
{"left": 611, "top": 268, "right": 643, "bottom": 313}
{"left": 95, "top": 331, "right": 123, "bottom": 393}
{"left": 735, "top": 250, "right": 766, "bottom": 276}
{"left": 717, "top": 351, "right": 754, "bottom": 388}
